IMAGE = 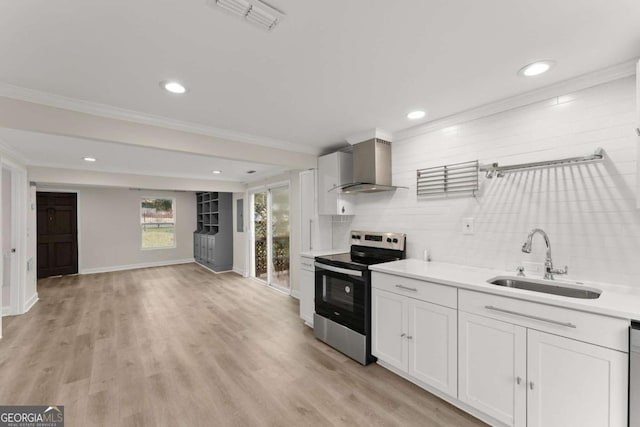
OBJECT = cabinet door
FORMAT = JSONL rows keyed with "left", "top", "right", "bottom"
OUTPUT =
{"left": 337, "top": 197, "right": 354, "bottom": 215}
{"left": 317, "top": 153, "right": 338, "bottom": 215}
{"left": 317, "top": 152, "right": 353, "bottom": 216}
{"left": 527, "top": 330, "right": 628, "bottom": 427}
{"left": 458, "top": 312, "right": 526, "bottom": 427}
{"left": 299, "top": 264, "right": 315, "bottom": 326}
{"left": 371, "top": 289, "right": 408, "bottom": 372}
{"left": 299, "top": 170, "right": 316, "bottom": 252}
{"left": 207, "top": 236, "right": 215, "bottom": 264}
{"left": 200, "top": 236, "right": 207, "bottom": 261}
{"left": 408, "top": 299, "right": 457, "bottom": 398}
{"left": 194, "top": 234, "right": 200, "bottom": 260}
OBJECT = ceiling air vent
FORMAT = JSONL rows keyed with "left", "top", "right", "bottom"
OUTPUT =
{"left": 207, "top": 0, "right": 285, "bottom": 32}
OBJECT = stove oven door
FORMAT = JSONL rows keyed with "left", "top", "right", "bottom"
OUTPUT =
{"left": 314, "top": 262, "right": 366, "bottom": 334}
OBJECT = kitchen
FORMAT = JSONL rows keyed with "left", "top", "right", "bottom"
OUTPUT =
{"left": 0, "top": 1, "right": 640, "bottom": 426}
{"left": 300, "top": 72, "right": 640, "bottom": 426}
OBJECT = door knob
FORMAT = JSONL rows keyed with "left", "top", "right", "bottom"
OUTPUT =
{"left": 11, "top": 248, "right": 16, "bottom": 253}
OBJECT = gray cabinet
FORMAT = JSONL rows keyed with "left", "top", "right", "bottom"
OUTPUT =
{"left": 194, "top": 192, "right": 233, "bottom": 272}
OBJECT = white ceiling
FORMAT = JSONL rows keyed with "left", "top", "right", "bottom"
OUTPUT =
{"left": 0, "top": 128, "right": 283, "bottom": 182}
{"left": 0, "top": 0, "right": 638, "bottom": 152}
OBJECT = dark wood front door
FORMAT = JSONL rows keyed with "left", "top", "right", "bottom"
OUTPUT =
{"left": 37, "top": 192, "right": 78, "bottom": 278}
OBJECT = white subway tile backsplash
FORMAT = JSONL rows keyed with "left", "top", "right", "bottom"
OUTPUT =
{"left": 346, "top": 76, "right": 640, "bottom": 287}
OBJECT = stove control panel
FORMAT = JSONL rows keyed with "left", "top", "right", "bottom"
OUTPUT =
{"left": 351, "top": 230, "right": 406, "bottom": 251}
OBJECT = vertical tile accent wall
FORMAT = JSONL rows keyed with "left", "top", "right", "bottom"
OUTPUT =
{"left": 348, "top": 76, "right": 639, "bottom": 286}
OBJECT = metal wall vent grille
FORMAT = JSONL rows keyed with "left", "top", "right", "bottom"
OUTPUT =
{"left": 208, "top": 0, "right": 285, "bottom": 31}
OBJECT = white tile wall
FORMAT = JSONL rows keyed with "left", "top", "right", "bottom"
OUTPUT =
{"left": 346, "top": 76, "right": 640, "bottom": 287}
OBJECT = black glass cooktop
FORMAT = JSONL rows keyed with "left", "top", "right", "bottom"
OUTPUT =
{"left": 316, "top": 249, "right": 403, "bottom": 271}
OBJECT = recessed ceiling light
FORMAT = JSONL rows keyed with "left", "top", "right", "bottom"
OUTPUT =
{"left": 83, "top": 157, "right": 97, "bottom": 162}
{"left": 518, "top": 60, "right": 555, "bottom": 77}
{"left": 407, "top": 110, "right": 426, "bottom": 120}
{"left": 212, "top": 170, "right": 222, "bottom": 174}
{"left": 160, "top": 80, "right": 188, "bottom": 94}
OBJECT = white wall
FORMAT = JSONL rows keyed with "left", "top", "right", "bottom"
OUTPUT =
{"left": 37, "top": 186, "right": 196, "bottom": 273}
{"left": 347, "top": 76, "right": 640, "bottom": 287}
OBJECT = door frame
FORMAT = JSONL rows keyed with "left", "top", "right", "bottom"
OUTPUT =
{"left": 1, "top": 158, "right": 27, "bottom": 317}
{"left": 247, "top": 181, "right": 290, "bottom": 294}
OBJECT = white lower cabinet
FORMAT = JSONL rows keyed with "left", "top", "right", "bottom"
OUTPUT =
{"left": 372, "top": 289, "right": 408, "bottom": 371}
{"left": 459, "top": 311, "right": 628, "bottom": 427}
{"left": 299, "top": 255, "right": 315, "bottom": 327}
{"left": 459, "top": 312, "right": 527, "bottom": 426}
{"left": 372, "top": 287, "right": 457, "bottom": 398}
{"left": 372, "top": 273, "right": 630, "bottom": 427}
{"left": 526, "top": 329, "right": 627, "bottom": 427}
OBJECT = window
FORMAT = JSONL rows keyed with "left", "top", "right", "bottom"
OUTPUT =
{"left": 141, "top": 198, "right": 176, "bottom": 249}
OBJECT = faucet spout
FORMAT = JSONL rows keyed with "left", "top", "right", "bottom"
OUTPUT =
{"left": 521, "top": 228, "right": 566, "bottom": 280}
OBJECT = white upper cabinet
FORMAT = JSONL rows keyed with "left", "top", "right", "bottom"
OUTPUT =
{"left": 317, "top": 152, "right": 354, "bottom": 215}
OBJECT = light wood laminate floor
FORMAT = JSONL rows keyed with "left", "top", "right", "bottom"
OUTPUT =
{"left": 0, "top": 263, "right": 486, "bottom": 427}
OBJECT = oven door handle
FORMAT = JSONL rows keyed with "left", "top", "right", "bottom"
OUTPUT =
{"left": 314, "top": 262, "right": 363, "bottom": 277}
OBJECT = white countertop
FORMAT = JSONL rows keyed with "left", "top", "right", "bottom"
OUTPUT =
{"left": 300, "top": 248, "right": 348, "bottom": 258}
{"left": 370, "top": 259, "right": 640, "bottom": 320}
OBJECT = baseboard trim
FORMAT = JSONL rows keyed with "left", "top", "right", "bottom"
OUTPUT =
{"left": 376, "top": 360, "right": 502, "bottom": 426}
{"left": 79, "top": 258, "right": 195, "bottom": 275}
{"left": 232, "top": 266, "right": 246, "bottom": 276}
{"left": 23, "top": 293, "right": 39, "bottom": 313}
{"left": 290, "top": 289, "right": 300, "bottom": 300}
{"left": 194, "top": 262, "right": 235, "bottom": 274}
{"left": 1, "top": 305, "right": 13, "bottom": 317}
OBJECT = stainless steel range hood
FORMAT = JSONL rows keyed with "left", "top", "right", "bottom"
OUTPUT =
{"left": 332, "top": 138, "right": 405, "bottom": 193}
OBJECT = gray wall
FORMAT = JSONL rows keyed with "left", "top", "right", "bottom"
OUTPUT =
{"left": 38, "top": 186, "right": 196, "bottom": 273}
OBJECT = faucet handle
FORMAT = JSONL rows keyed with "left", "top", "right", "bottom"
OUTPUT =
{"left": 551, "top": 265, "right": 568, "bottom": 275}
{"left": 516, "top": 266, "right": 525, "bottom": 277}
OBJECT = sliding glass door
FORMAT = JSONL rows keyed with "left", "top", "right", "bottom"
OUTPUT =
{"left": 250, "top": 184, "right": 290, "bottom": 292}
{"left": 252, "top": 191, "right": 268, "bottom": 282}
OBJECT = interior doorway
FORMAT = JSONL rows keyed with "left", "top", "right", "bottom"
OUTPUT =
{"left": 250, "top": 184, "right": 290, "bottom": 292}
{"left": 36, "top": 192, "right": 79, "bottom": 278}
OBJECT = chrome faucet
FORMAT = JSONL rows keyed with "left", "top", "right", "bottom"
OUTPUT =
{"left": 521, "top": 228, "right": 568, "bottom": 280}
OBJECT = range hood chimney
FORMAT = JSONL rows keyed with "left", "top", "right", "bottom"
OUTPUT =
{"left": 333, "top": 130, "right": 406, "bottom": 193}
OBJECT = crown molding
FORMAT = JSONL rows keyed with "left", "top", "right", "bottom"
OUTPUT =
{"left": 393, "top": 58, "right": 639, "bottom": 141}
{"left": 0, "top": 82, "right": 321, "bottom": 156}
{"left": 0, "top": 137, "right": 27, "bottom": 165}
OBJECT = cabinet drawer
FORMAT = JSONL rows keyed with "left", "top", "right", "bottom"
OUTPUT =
{"left": 372, "top": 272, "right": 457, "bottom": 309}
{"left": 459, "top": 289, "right": 628, "bottom": 352}
{"left": 300, "top": 256, "right": 315, "bottom": 272}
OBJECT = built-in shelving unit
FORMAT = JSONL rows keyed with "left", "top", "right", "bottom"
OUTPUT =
{"left": 194, "top": 192, "right": 233, "bottom": 272}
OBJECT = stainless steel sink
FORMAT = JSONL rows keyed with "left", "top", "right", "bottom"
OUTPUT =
{"left": 487, "top": 276, "right": 601, "bottom": 299}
